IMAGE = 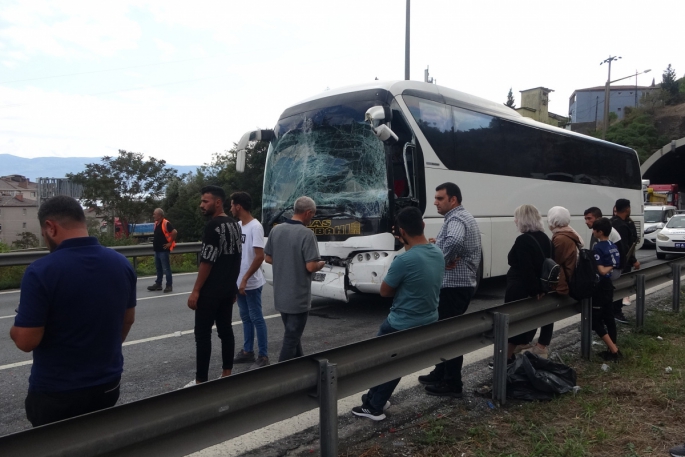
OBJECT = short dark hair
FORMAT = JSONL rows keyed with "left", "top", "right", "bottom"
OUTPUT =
{"left": 38, "top": 196, "right": 86, "bottom": 227}
{"left": 615, "top": 198, "right": 631, "bottom": 213}
{"left": 201, "top": 185, "right": 226, "bottom": 202}
{"left": 396, "top": 207, "right": 424, "bottom": 237}
{"left": 436, "top": 182, "right": 462, "bottom": 204}
{"left": 592, "top": 217, "right": 612, "bottom": 237}
{"left": 584, "top": 207, "right": 602, "bottom": 218}
{"left": 230, "top": 191, "right": 252, "bottom": 212}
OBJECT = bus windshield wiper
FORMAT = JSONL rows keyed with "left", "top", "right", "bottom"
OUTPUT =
{"left": 267, "top": 206, "right": 291, "bottom": 226}
{"left": 319, "top": 211, "right": 358, "bottom": 219}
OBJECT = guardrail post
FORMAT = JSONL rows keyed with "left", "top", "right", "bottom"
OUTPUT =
{"left": 492, "top": 312, "right": 509, "bottom": 406}
{"left": 580, "top": 298, "right": 592, "bottom": 360}
{"left": 635, "top": 274, "right": 646, "bottom": 330}
{"left": 133, "top": 256, "right": 138, "bottom": 272}
{"left": 196, "top": 252, "right": 201, "bottom": 267}
{"left": 318, "top": 359, "right": 338, "bottom": 457}
{"left": 672, "top": 263, "right": 682, "bottom": 313}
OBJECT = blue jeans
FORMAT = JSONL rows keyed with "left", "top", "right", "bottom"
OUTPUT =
{"left": 237, "top": 286, "right": 267, "bottom": 357}
{"left": 154, "top": 251, "right": 172, "bottom": 286}
{"left": 364, "top": 319, "right": 401, "bottom": 412}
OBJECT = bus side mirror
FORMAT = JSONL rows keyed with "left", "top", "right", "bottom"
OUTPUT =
{"left": 365, "top": 106, "right": 397, "bottom": 144}
{"left": 235, "top": 129, "right": 274, "bottom": 173}
{"left": 236, "top": 149, "right": 246, "bottom": 173}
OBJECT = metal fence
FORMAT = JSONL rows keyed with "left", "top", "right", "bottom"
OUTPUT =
{"left": 0, "top": 257, "right": 683, "bottom": 457}
{"left": 0, "top": 242, "right": 203, "bottom": 267}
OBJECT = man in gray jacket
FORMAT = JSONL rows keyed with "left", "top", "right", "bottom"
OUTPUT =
{"left": 264, "top": 196, "right": 325, "bottom": 362}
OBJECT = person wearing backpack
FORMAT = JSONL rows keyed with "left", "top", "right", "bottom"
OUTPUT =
{"left": 520, "top": 206, "right": 585, "bottom": 359}
{"left": 591, "top": 217, "right": 622, "bottom": 361}
{"left": 505, "top": 204, "right": 554, "bottom": 360}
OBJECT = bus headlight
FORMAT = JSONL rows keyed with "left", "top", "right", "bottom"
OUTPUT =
{"left": 657, "top": 233, "right": 670, "bottom": 241}
{"left": 357, "top": 254, "right": 364, "bottom": 262}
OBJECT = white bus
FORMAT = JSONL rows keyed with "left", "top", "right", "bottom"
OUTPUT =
{"left": 236, "top": 81, "right": 643, "bottom": 302}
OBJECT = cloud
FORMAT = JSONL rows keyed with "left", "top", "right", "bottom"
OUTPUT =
{"left": 0, "top": 0, "right": 142, "bottom": 59}
{"left": 154, "top": 38, "right": 175, "bottom": 59}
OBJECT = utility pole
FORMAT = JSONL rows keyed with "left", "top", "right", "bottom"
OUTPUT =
{"left": 405, "top": 0, "right": 410, "bottom": 80}
{"left": 601, "top": 55, "right": 621, "bottom": 139}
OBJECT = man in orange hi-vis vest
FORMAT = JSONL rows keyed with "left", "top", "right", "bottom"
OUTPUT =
{"left": 148, "top": 208, "right": 177, "bottom": 293}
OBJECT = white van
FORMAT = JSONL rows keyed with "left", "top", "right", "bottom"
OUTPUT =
{"left": 643, "top": 205, "right": 678, "bottom": 246}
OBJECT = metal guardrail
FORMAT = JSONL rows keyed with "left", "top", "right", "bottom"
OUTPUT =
{"left": 0, "top": 258, "right": 684, "bottom": 457}
{"left": 0, "top": 242, "right": 202, "bottom": 267}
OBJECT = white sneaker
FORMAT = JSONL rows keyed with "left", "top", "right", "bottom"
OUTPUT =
{"left": 184, "top": 380, "right": 199, "bottom": 388}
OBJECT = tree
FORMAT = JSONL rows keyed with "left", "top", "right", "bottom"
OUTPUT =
{"left": 68, "top": 150, "right": 177, "bottom": 236}
{"left": 661, "top": 64, "right": 680, "bottom": 105}
{"left": 12, "top": 231, "right": 39, "bottom": 249}
{"left": 163, "top": 141, "right": 268, "bottom": 242}
{"left": 504, "top": 88, "right": 516, "bottom": 109}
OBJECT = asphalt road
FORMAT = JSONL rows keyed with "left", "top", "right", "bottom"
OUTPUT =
{"left": 0, "top": 248, "right": 660, "bottom": 436}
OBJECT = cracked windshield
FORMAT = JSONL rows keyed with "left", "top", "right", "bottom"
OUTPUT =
{"left": 262, "top": 102, "right": 389, "bottom": 237}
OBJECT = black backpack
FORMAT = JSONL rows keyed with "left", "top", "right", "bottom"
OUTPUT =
{"left": 526, "top": 234, "right": 560, "bottom": 293}
{"left": 568, "top": 243, "right": 600, "bottom": 300}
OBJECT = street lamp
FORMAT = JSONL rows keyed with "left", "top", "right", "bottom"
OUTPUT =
{"left": 600, "top": 55, "right": 621, "bottom": 139}
{"left": 601, "top": 67, "right": 652, "bottom": 139}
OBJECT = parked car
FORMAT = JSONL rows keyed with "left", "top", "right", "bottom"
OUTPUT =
{"left": 656, "top": 214, "right": 685, "bottom": 259}
{"left": 643, "top": 205, "right": 678, "bottom": 247}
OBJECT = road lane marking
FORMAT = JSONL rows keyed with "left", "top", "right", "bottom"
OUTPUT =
{"left": 0, "top": 315, "right": 15, "bottom": 320}
{"left": 0, "top": 312, "right": 285, "bottom": 371}
{"left": 137, "top": 292, "right": 191, "bottom": 301}
{"left": 0, "top": 290, "right": 20, "bottom": 295}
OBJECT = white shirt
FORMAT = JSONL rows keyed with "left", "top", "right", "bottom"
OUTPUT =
{"left": 237, "top": 219, "right": 266, "bottom": 290}
{"left": 609, "top": 227, "right": 621, "bottom": 244}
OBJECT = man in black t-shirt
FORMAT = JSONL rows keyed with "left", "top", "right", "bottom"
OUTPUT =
{"left": 610, "top": 199, "right": 640, "bottom": 324}
{"left": 147, "top": 208, "right": 177, "bottom": 293}
{"left": 185, "top": 186, "right": 242, "bottom": 387}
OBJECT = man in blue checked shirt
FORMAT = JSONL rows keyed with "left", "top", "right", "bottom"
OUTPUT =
{"left": 418, "top": 182, "right": 482, "bottom": 398}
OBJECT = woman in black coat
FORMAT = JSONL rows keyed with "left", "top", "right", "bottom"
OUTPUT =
{"left": 505, "top": 204, "right": 552, "bottom": 359}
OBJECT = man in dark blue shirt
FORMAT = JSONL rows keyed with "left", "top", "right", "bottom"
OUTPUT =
{"left": 10, "top": 196, "right": 136, "bottom": 427}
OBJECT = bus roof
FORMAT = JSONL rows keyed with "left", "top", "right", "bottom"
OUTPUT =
{"left": 286, "top": 80, "right": 636, "bottom": 155}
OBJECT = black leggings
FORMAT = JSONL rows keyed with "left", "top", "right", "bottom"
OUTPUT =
{"left": 194, "top": 295, "right": 235, "bottom": 382}
{"left": 592, "top": 278, "right": 617, "bottom": 343}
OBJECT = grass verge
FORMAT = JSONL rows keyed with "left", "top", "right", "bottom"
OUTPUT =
{"left": 0, "top": 253, "right": 198, "bottom": 290}
{"left": 354, "top": 303, "right": 685, "bottom": 457}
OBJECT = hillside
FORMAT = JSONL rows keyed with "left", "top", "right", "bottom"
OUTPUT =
{"left": 0, "top": 154, "right": 200, "bottom": 181}
{"left": 654, "top": 103, "right": 685, "bottom": 141}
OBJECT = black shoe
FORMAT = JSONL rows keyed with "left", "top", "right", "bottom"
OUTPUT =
{"left": 249, "top": 356, "right": 270, "bottom": 370}
{"left": 147, "top": 283, "right": 162, "bottom": 291}
{"left": 163, "top": 285, "right": 173, "bottom": 293}
{"left": 418, "top": 370, "right": 442, "bottom": 386}
{"left": 614, "top": 313, "right": 629, "bottom": 324}
{"left": 670, "top": 443, "right": 685, "bottom": 457}
{"left": 424, "top": 382, "right": 463, "bottom": 398}
{"left": 233, "top": 350, "right": 255, "bottom": 363}
{"left": 351, "top": 405, "right": 386, "bottom": 421}
{"left": 361, "top": 394, "right": 390, "bottom": 411}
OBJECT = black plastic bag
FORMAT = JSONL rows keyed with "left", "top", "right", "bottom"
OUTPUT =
{"left": 506, "top": 351, "right": 577, "bottom": 401}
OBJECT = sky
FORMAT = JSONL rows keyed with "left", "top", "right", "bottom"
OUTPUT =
{"left": 1, "top": 0, "right": 683, "bottom": 166}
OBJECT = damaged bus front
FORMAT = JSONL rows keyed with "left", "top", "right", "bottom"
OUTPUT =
{"left": 236, "top": 87, "right": 423, "bottom": 302}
